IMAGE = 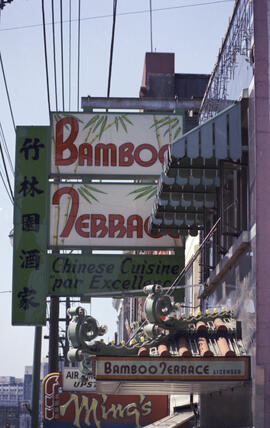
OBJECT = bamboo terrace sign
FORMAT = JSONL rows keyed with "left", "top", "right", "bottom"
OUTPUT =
{"left": 96, "top": 356, "right": 250, "bottom": 381}
{"left": 50, "top": 183, "right": 180, "bottom": 248}
{"left": 51, "top": 112, "right": 183, "bottom": 177}
{"left": 12, "top": 110, "right": 184, "bottom": 325}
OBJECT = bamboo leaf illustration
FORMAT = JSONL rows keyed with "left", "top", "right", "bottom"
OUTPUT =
{"left": 122, "top": 115, "right": 133, "bottom": 125}
{"left": 54, "top": 113, "right": 62, "bottom": 121}
{"left": 119, "top": 116, "right": 127, "bottom": 133}
{"left": 98, "top": 116, "right": 108, "bottom": 140}
{"left": 128, "top": 185, "right": 156, "bottom": 200}
{"left": 78, "top": 188, "right": 92, "bottom": 205}
{"left": 163, "top": 120, "right": 179, "bottom": 136}
{"left": 133, "top": 188, "right": 155, "bottom": 200}
{"left": 84, "top": 184, "right": 107, "bottom": 194}
{"left": 92, "top": 116, "right": 106, "bottom": 133}
{"left": 83, "top": 115, "right": 100, "bottom": 130}
{"left": 78, "top": 184, "right": 108, "bottom": 205}
{"left": 146, "top": 188, "right": 158, "bottom": 200}
{"left": 150, "top": 116, "right": 169, "bottom": 128}
{"left": 173, "top": 127, "right": 182, "bottom": 140}
{"left": 115, "top": 117, "right": 119, "bottom": 131}
{"left": 54, "top": 113, "right": 72, "bottom": 130}
{"left": 128, "top": 185, "right": 155, "bottom": 195}
{"left": 80, "top": 186, "right": 99, "bottom": 202}
{"left": 154, "top": 118, "right": 179, "bottom": 131}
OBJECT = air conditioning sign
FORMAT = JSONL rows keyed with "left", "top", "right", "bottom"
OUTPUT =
{"left": 51, "top": 113, "right": 183, "bottom": 177}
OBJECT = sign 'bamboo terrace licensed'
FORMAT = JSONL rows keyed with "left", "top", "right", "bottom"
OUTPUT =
{"left": 12, "top": 111, "right": 184, "bottom": 325}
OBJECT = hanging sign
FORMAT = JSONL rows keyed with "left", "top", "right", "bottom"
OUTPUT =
{"left": 48, "top": 253, "right": 184, "bottom": 296}
{"left": 62, "top": 368, "right": 96, "bottom": 392}
{"left": 42, "top": 372, "right": 169, "bottom": 427}
{"left": 12, "top": 126, "right": 50, "bottom": 325}
{"left": 51, "top": 112, "right": 183, "bottom": 177}
{"left": 50, "top": 183, "right": 180, "bottom": 248}
{"left": 96, "top": 356, "right": 250, "bottom": 381}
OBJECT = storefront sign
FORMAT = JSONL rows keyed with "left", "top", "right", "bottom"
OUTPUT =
{"left": 51, "top": 112, "right": 183, "bottom": 177}
{"left": 48, "top": 253, "right": 184, "bottom": 296}
{"left": 12, "top": 126, "right": 50, "bottom": 325}
{"left": 50, "top": 183, "right": 180, "bottom": 248}
{"left": 42, "top": 372, "right": 169, "bottom": 428}
{"left": 62, "top": 368, "right": 96, "bottom": 392}
{"left": 96, "top": 356, "right": 250, "bottom": 381}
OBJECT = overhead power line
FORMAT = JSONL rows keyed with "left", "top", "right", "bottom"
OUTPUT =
{"left": 51, "top": 0, "right": 58, "bottom": 111}
{"left": 77, "top": 0, "right": 81, "bottom": 111}
{"left": 107, "top": 0, "right": 117, "bottom": 98}
{"left": 41, "top": 0, "right": 51, "bottom": 115}
{"left": 69, "top": 0, "right": 71, "bottom": 110}
{"left": 60, "top": 0, "right": 65, "bottom": 110}
{"left": 150, "top": 0, "right": 153, "bottom": 52}
{"left": 0, "top": 122, "right": 14, "bottom": 176}
{"left": 0, "top": 168, "right": 13, "bottom": 204}
{"left": 128, "top": 217, "right": 221, "bottom": 343}
{"left": 0, "top": 1, "right": 235, "bottom": 33}
{"left": 0, "top": 52, "right": 16, "bottom": 132}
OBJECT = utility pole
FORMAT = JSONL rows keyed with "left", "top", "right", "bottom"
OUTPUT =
{"left": 31, "top": 326, "right": 42, "bottom": 428}
{"left": 48, "top": 297, "right": 59, "bottom": 373}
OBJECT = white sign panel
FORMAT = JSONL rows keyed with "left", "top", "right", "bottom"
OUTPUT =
{"left": 50, "top": 183, "right": 180, "bottom": 248}
{"left": 62, "top": 368, "right": 96, "bottom": 392}
{"left": 51, "top": 112, "right": 183, "bottom": 176}
{"left": 96, "top": 357, "right": 250, "bottom": 381}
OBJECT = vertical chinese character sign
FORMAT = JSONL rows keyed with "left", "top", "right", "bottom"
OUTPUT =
{"left": 12, "top": 127, "right": 50, "bottom": 325}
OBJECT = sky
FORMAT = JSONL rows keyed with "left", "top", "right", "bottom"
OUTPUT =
{"left": 0, "top": 0, "right": 236, "bottom": 378}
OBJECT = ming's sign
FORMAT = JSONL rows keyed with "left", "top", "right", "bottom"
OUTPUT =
{"left": 42, "top": 372, "right": 168, "bottom": 428}
{"left": 51, "top": 113, "right": 183, "bottom": 177}
{"left": 50, "top": 183, "right": 180, "bottom": 248}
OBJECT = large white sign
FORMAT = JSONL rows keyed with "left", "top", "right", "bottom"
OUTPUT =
{"left": 50, "top": 183, "right": 180, "bottom": 247}
{"left": 96, "top": 356, "right": 250, "bottom": 381}
{"left": 62, "top": 368, "right": 96, "bottom": 392}
{"left": 51, "top": 112, "right": 183, "bottom": 176}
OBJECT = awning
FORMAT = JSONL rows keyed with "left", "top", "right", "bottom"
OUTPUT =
{"left": 150, "top": 101, "right": 244, "bottom": 236}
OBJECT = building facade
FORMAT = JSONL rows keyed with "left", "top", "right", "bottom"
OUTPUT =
{"left": 0, "top": 376, "right": 24, "bottom": 427}
{"left": 147, "top": 0, "right": 270, "bottom": 426}
{"left": 112, "top": 0, "right": 270, "bottom": 426}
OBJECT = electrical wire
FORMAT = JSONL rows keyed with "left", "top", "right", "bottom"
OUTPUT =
{"left": 41, "top": 0, "right": 51, "bottom": 114}
{"left": 167, "top": 217, "right": 221, "bottom": 296}
{"left": 149, "top": 0, "right": 153, "bottom": 52}
{"left": 0, "top": 168, "right": 13, "bottom": 204}
{"left": 128, "top": 218, "right": 221, "bottom": 342}
{"left": 0, "top": 122, "right": 14, "bottom": 176}
{"left": 107, "top": 0, "right": 117, "bottom": 98}
{"left": 0, "top": 3, "right": 14, "bottom": 205}
{"left": 77, "top": 0, "right": 81, "bottom": 111}
{"left": 0, "top": 52, "right": 16, "bottom": 133}
{"left": 0, "top": 138, "right": 14, "bottom": 201}
{"left": 51, "top": 0, "right": 58, "bottom": 111}
{"left": 69, "top": 0, "right": 71, "bottom": 110}
{"left": 0, "top": 1, "right": 235, "bottom": 33}
{"left": 60, "top": 0, "right": 65, "bottom": 111}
